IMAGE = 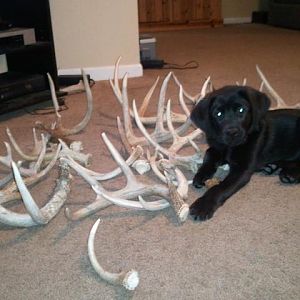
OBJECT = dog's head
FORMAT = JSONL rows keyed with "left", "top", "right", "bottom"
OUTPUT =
{"left": 190, "top": 86, "right": 270, "bottom": 147}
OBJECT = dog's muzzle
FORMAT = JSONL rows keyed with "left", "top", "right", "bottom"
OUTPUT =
{"left": 223, "top": 126, "right": 245, "bottom": 146}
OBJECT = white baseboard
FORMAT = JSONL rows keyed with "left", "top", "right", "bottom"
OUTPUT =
{"left": 0, "top": 54, "right": 8, "bottom": 74}
{"left": 223, "top": 17, "right": 252, "bottom": 25}
{"left": 58, "top": 63, "right": 143, "bottom": 81}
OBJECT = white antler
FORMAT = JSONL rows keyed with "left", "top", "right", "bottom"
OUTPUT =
{"left": 132, "top": 100, "right": 203, "bottom": 172}
{"left": 35, "top": 70, "right": 93, "bottom": 137}
{"left": 88, "top": 219, "right": 139, "bottom": 290}
{"left": 0, "top": 144, "right": 61, "bottom": 205}
{"left": 64, "top": 133, "right": 172, "bottom": 220}
{"left": 0, "top": 157, "right": 71, "bottom": 227}
{"left": 256, "top": 65, "right": 300, "bottom": 109}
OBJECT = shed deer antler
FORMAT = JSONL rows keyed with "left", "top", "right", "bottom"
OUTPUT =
{"left": 0, "top": 144, "right": 61, "bottom": 205}
{"left": 88, "top": 219, "right": 139, "bottom": 290}
{"left": 64, "top": 133, "right": 172, "bottom": 220}
{"left": 132, "top": 99, "right": 203, "bottom": 172}
{"left": 64, "top": 132, "right": 189, "bottom": 221}
{"left": 0, "top": 157, "right": 71, "bottom": 227}
{"left": 115, "top": 72, "right": 193, "bottom": 152}
{"left": 35, "top": 70, "right": 93, "bottom": 138}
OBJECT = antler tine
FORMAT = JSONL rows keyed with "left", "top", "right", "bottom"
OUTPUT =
{"left": 166, "top": 99, "right": 202, "bottom": 153}
{"left": 11, "top": 161, "right": 48, "bottom": 224}
{"left": 61, "top": 69, "right": 94, "bottom": 135}
{"left": 196, "top": 76, "right": 211, "bottom": 103}
{"left": 138, "top": 76, "right": 160, "bottom": 117}
{"left": 33, "top": 134, "right": 47, "bottom": 173}
{"left": 47, "top": 72, "right": 61, "bottom": 120}
{"left": 153, "top": 72, "right": 172, "bottom": 136}
{"left": 147, "top": 149, "right": 166, "bottom": 183}
{"left": 6, "top": 128, "right": 37, "bottom": 161}
{"left": 172, "top": 72, "right": 201, "bottom": 103}
{"left": 121, "top": 73, "right": 146, "bottom": 146}
{"left": 111, "top": 57, "right": 162, "bottom": 121}
{"left": 0, "top": 142, "right": 12, "bottom": 167}
{"left": 0, "top": 204, "right": 37, "bottom": 227}
{"left": 65, "top": 145, "right": 143, "bottom": 181}
{"left": 23, "top": 133, "right": 47, "bottom": 176}
{"left": 95, "top": 189, "right": 169, "bottom": 211}
{"left": 259, "top": 81, "right": 264, "bottom": 92}
{"left": 32, "top": 127, "right": 50, "bottom": 155}
{"left": 101, "top": 132, "right": 137, "bottom": 185}
{"left": 132, "top": 99, "right": 169, "bottom": 157}
{"left": 116, "top": 116, "right": 137, "bottom": 153}
{"left": 113, "top": 56, "right": 122, "bottom": 100}
{"left": 138, "top": 195, "right": 170, "bottom": 211}
{"left": 256, "top": 65, "right": 287, "bottom": 109}
{"left": 88, "top": 219, "right": 139, "bottom": 290}
{"left": 178, "top": 85, "right": 192, "bottom": 117}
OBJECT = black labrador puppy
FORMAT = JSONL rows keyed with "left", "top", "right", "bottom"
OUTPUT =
{"left": 190, "top": 85, "right": 300, "bottom": 221}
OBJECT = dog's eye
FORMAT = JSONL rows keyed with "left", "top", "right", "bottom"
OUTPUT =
{"left": 216, "top": 111, "right": 222, "bottom": 118}
{"left": 239, "top": 107, "right": 244, "bottom": 113}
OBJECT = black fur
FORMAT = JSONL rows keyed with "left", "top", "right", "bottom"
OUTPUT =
{"left": 190, "top": 85, "right": 300, "bottom": 221}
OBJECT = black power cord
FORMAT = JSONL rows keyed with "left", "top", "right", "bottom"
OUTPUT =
{"left": 163, "top": 60, "right": 199, "bottom": 70}
{"left": 141, "top": 59, "right": 199, "bottom": 70}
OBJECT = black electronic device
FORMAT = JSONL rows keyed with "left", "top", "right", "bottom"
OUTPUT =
{"left": 0, "top": 72, "right": 47, "bottom": 102}
{"left": 141, "top": 59, "right": 165, "bottom": 69}
{"left": 0, "top": 0, "right": 58, "bottom": 114}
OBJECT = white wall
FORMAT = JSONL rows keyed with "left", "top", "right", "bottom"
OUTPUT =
{"left": 222, "top": 0, "right": 260, "bottom": 24}
{"left": 49, "top": 0, "right": 142, "bottom": 80}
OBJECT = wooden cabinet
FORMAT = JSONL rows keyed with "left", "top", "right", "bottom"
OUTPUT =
{"left": 138, "top": 0, "right": 222, "bottom": 32}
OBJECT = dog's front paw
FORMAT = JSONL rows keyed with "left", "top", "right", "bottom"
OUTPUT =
{"left": 192, "top": 173, "right": 207, "bottom": 188}
{"left": 279, "top": 170, "right": 300, "bottom": 184}
{"left": 189, "top": 197, "right": 216, "bottom": 221}
{"left": 260, "top": 164, "right": 280, "bottom": 175}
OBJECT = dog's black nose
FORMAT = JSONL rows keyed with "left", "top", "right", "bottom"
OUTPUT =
{"left": 225, "top": 127, "right": 239, "bottom": 137}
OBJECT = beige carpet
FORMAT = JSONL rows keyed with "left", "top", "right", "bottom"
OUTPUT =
{"left": 0, "top": 24, "right": 299, "bottom": 300}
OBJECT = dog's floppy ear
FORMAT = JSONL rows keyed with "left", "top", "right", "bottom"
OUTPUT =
{"left": 240, "top": 87, "right": 271, "bottom": 132}
{"left": 190, "top": 97, "right": 211, "bottom": 132}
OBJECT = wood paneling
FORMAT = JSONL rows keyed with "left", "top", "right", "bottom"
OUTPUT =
{"left": 138, "top": 0, "right": 222, "bottom": 31}
{"left": 138, "top": 0, "right": 170, "bottom": 23}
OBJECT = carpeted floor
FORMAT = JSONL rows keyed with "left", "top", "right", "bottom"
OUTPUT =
{"left": 0, "top": 24, "right": 299, "bottom": 300}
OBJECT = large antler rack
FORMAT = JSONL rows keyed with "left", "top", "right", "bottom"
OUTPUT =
{"left": 64, "top": 132, "right": 189, "bottom": 221}
{"left": 114, "top": 71, "right": 194, "bottom": 153}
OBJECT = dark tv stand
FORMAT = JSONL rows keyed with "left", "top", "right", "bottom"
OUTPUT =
{"left": 0, "top": 0, "right": 60, "bottom": 114}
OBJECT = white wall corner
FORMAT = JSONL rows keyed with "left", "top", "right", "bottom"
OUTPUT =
{"left": 223, "top": 17, "right": 252, "bottom": 24}
{"left": 58, "top": 63, "right": 143, "bottom": 81}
